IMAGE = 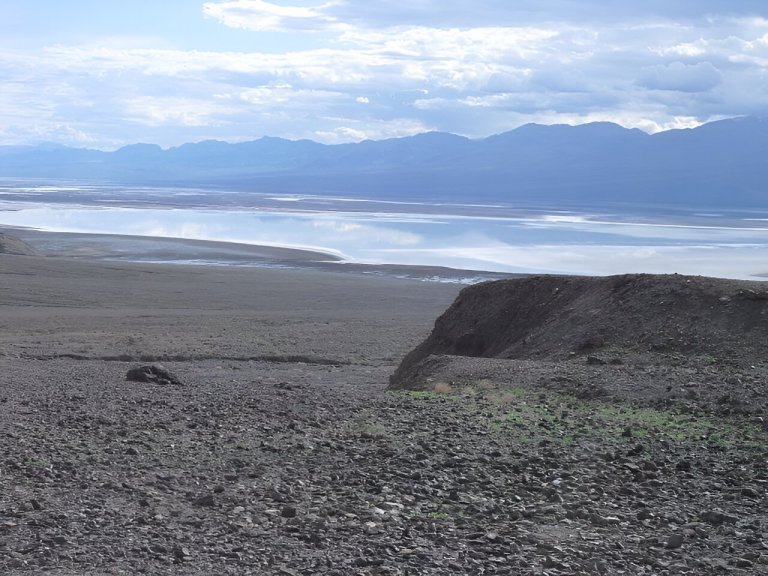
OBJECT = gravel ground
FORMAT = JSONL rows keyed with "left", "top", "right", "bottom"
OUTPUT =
{"left": 1, "top": 253, "right": 767, "bottom": 575}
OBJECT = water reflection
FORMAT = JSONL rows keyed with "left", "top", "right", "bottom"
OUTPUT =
{"left": 1, "top": 201, "right": 768, "bottom": 279}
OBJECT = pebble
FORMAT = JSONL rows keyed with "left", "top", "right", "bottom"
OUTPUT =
{"left": 281, "top": 506, "right": 297, "bottom": 518}
{"left": 666, "top": 534, "right": 684, "bottom": 549}
{"left": 192, "top": 494, "right": 216, "bottom": 507}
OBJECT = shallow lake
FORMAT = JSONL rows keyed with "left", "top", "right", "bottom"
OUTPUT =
{"left": 1, "top": 181, "right": 767, "bottom": 279}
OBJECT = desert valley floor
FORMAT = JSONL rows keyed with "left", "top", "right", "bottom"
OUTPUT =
{"left": 1, "top": 236, "right": 767, "bottom": 575}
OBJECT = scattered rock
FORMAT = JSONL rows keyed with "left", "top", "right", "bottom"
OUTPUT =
{"left": 281, "top": 505, "right": 297, "bottom": 518}
{"left": 192, "top": 494, "right": 216, "bottom": 508}
{"left": 701, "top": 510, "right": 738, "bottom": 526}
{"left": 666, "top": 534, "right": 684, "bottom": 549}
{"left": 126, "top": 364, "right": 183, "bottom": 386}
{"left": 173, "top": 546, "right": 191, "bottom": 562}
{"left": 5, "top": 267, "right": 768, "bottom": 575}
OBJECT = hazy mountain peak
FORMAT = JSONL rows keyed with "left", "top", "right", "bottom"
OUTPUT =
{"left": 0, "top": 117, "right": 764, "bottom": 209}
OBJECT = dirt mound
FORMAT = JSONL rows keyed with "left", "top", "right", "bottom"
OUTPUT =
{"left": 390, "top": 273, "right": 768, "bottom": 389}
{"left": 0, "top": 232, "right": 39, "bottom": 256}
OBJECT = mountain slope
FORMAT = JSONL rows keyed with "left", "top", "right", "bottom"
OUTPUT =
{"left": 1, "top": 117, "right": 766, "bottom": 208}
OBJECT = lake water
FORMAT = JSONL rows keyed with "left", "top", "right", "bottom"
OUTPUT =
{"left": 1, "top": 180, "right": 767, "bottom": 280}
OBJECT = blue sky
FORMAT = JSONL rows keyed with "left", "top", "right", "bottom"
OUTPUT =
{"left": 2, "top": 0, "right": 768, "bottom": 149}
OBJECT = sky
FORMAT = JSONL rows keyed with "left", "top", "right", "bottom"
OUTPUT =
{"left": 2, "top": 0, "right": 768, "bottom": 149}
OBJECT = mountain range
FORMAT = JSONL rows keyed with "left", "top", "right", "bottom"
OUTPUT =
{"left": 1, "top": 116, "right": 766, "bottom": 209}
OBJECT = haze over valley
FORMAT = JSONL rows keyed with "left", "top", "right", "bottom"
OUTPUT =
{"left": 2, "top": 116, "right": 767, "bottom": 210}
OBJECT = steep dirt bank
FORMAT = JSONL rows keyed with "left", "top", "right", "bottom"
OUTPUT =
{"left": 390, "top": 274, "right": 768, "bottom": 412}
{"left": 394, "top": 274, "right": 768, "bottom": 367}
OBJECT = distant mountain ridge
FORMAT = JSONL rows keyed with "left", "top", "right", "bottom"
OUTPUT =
{"left": 1, "top": 117, "right": 766, "bottom": 208}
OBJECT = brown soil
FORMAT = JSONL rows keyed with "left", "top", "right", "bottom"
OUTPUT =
{"left": 1, "top": 252, "right": 767, "bottom": 575}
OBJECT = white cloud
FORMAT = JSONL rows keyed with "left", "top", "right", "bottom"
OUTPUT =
{"left": 313, "top": 118, "right": 431, "bottom": 144}
{"left": 203, "top": 0, "right": 343, "bottom": 32}
{"left": 654, "top": 40, "right": 710, "bottom": 58}
{"left": 340, "top": 25, "right": 558, "bottom": 61}
{"left": 239, "top": 85, "right": 346, "bottom": 106}
{"left": 123, "top": 96, "right": 233, "bottom": 127}
{"left": 2, "top": 1, "right": 768, "bottom": 148}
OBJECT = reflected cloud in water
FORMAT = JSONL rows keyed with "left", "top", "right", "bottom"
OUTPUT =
{"left": 1, "top": 200, "right": 768, "bottom": 279}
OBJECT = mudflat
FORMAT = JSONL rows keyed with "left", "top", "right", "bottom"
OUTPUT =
{"left": 1, "top": 248, "right": 767, "bottom": 575}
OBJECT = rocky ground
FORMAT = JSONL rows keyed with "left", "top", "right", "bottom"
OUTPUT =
{"left": 1, "top": 252, "right": 767, "bottom": 575}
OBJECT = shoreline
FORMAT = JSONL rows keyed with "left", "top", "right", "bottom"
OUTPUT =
{"left": 6, "top": 225, "right": 766, "bottom": 283}
{"left": 1, "top": 226, "right": 518, "bottom": 284}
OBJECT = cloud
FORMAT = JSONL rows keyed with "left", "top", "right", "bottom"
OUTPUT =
{"left": 207, "top": 1, "right": 768, "bottom": 30}
{"left": 639, "top": 61, "right": 723, "bottom": 92}
{"left": 238, "top": 85, "right": 347, "bottom": 107}
{"left": 123, "top": 96, "right": 233, "bottom": 127}
{"left": 3, "top": 1, "right": 768, "bottom": 148}
{"left": 313, "top": 118, "right": 431, "bottom": 144}
{"left": 339, "top": 25, "right": 559, "bottom": 61}
{"left": 203, "top": 0, "right": 342, "bottom": 32}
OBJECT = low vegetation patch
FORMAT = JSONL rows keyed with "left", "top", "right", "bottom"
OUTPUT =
{"left": 393, "top": 383, "right": 766, "bottom": 450}
{"left": 500, "top": 389, "right": 763, "bottom": 448}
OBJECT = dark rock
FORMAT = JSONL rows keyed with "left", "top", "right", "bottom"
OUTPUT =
{"left": 192, "top": 494, "right": 216, "bottom": 507}
{"left": 666, "top": 534, "right": 684, "bottom": 549}
{"left": 701, "top": 510, "right": 738, "bottom": 525}
{"left": 126, "top": 364, "right": 183, "bottom": 386}
{"left": 281, "top": 505, "right": 297, "bottom": 518}
{"left": 637, "top": 509, "right": 653, "bottom": 521}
